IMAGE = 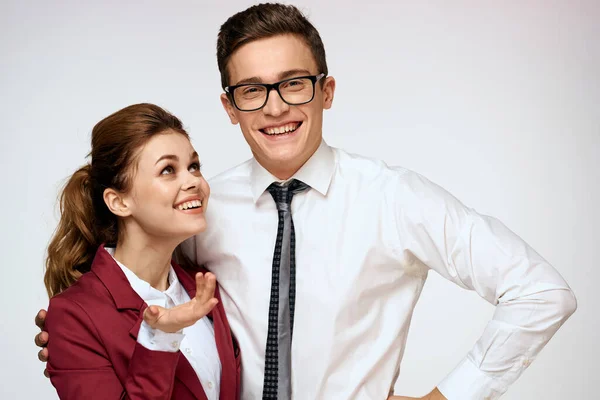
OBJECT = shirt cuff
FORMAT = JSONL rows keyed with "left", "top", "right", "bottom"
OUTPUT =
{"left": 437, "top": 357, "right": 507, "bottom": 400}
{"left": 136, "top": 320, "right": 185, "bottom": 353}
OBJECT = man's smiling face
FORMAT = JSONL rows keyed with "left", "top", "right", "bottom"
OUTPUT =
{"left": 221, "top": 34, "right": 335, "bottom": 179}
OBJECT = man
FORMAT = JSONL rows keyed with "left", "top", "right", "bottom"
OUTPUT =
{"left": 35, "top": 4, "right": 576, "bottom": 399}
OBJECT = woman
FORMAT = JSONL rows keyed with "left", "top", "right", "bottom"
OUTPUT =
{"left": 44, "top": 103, "right": 240, "bottom": 399}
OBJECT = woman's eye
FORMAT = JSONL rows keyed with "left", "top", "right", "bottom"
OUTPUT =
{"left": 161, "top": 166, "right": 175, "bottom": 175}
{"left": 189, "top": 162, "right": 201, "bottom": 172}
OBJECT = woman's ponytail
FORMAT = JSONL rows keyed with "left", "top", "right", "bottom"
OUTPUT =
{"left": 44, "top": 165, "right": 98, "bottom": 297}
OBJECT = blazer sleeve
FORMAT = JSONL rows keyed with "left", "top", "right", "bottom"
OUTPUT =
{"left": 46, "top": 295, "right": 181, "bottom": 400}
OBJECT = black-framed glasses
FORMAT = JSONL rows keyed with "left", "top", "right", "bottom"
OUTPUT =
{"left": 224, "top": 73, "right": 325, "bottom": 112}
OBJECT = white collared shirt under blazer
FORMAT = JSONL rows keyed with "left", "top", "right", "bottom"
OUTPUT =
{"left": 180, "top": 140, "right": 576, "bottom": 400}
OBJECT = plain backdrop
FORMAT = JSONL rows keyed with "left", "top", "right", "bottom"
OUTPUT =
{"left": 1, "top": 0, "right": 598, "bottom": 398}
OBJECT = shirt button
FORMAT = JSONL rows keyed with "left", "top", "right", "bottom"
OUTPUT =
{"left": 523, "top": 358, "right": 531, "bottom": 367}
{"left": 170, "top": 341, "right": 178, "bottom": 349}
{"left": 207, "top": 381, "right": 213, "bottom": 389}
{"left": 185, "top": 348, "right": 192, "bottom": 355}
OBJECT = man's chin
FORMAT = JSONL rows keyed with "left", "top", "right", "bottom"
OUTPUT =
{"left": 269, "top": 148, "right": 304, "bottom": 164}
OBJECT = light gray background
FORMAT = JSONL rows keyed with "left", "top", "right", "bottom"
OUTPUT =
{"left": 1, "top": 0, "right": 597, "bottom": 398}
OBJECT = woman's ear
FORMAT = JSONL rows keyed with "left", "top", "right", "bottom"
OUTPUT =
{"left": 103, "top": 188, "right": 132, "bottom": 217}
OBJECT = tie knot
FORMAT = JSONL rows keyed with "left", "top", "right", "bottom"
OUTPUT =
{"left": 267, "top": 179, "right": 309, "bottom": 211}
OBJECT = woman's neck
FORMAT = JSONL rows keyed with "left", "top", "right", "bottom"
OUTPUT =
{"left": 113, "top": 234, "right": 178, "bottom": 292}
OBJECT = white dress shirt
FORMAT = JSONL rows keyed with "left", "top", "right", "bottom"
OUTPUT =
{"left": 105, "top": 248, "right": 222, "bottom": 400}
{"left": 180, "top": 140, "right": 576, "bottom": 400}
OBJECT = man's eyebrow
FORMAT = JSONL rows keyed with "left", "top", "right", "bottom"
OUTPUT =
{"left": 278, "top": 69, "right": 311, "bottom": 80}
{"left": 234, "top": 76, "right": 263, "bottom": 85}
{"left": 233, "top": 69, "right": 313, "bottom": 86}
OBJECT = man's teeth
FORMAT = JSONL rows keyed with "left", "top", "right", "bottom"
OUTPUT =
{"left": 264, "top": 123, "right": 299, "bottom": 135}
{"left": 177, "top": 200, "right": 202, "bottom": 210}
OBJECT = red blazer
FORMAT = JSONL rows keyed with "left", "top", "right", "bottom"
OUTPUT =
{"left": 46, "top": 246, "right": 241, "bottom": 400}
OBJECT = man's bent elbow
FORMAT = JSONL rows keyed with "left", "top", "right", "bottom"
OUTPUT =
{"left": 553, "top": 288, "right": 577, "bottom": 324}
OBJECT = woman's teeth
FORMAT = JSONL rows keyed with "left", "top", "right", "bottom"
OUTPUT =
{"left": 263, "top": 122, "right": 299, "bottom": 135}
{"left": 177, "top": 200, "right": 202, "bottom": 210}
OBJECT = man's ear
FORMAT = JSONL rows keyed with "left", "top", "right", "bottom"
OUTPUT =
{"left": 103, "top": 188, "right": 132, "bottom": 217}
{"left": 220, "top": 93, "right": 239, "bottom": 125}
{"left": 322, "top": 76, "right": 336, "bottom": 110}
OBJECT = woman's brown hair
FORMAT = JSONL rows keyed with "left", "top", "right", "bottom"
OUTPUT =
{"left": 44, "top": 103, "right": 188, "bottom": 297}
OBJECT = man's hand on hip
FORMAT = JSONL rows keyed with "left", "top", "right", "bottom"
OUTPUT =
{"left": 389, "top": 387, "right": 447, "bottom": 400}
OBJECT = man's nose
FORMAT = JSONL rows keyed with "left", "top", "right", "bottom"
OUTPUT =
{"left": 262, "top": 88, "right": 290, "bottom": 117}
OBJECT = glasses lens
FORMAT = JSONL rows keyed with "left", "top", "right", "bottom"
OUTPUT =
{"left": 279, "top": 78, "right": 314, "bottom": 105}
{"left": 234, "top": 85, "right": 268, "bottom": 111}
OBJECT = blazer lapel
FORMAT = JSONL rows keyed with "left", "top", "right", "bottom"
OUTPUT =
{"left": 92, "top": 245, "right": 146, "bottom": 311}
{"left": 90, "top": 246, "right": 146, "bottom": 341}
{"left": 175, "top": 356, "right": 208, "bottom": 400}
{"left": 128, "top": 305, "right": 146, "bottom": 341}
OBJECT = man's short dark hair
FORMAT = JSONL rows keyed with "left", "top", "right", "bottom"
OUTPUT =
{"left": 217, "top": 3, "right": 328, "bottom": 89}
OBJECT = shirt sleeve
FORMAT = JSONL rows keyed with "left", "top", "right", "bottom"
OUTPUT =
{"left": 394, "top": 170, "right": 577, "bottom": 400}
{"left": 136, "top": 320, "right": 185, "bottom": 353}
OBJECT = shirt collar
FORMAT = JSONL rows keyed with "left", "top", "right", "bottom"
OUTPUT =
{"left": 250, "top": 139, "right": 336, "bottom": 203}
{"left": 104, "top": 247, "right": 186, "bottom": 305}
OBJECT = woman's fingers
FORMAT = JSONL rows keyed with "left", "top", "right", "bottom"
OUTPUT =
{"left": 195, "top": 272, "right": 217, "bottom": 304}
{"left": 194, "top": 297, "right": 219, "bottom": 320}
